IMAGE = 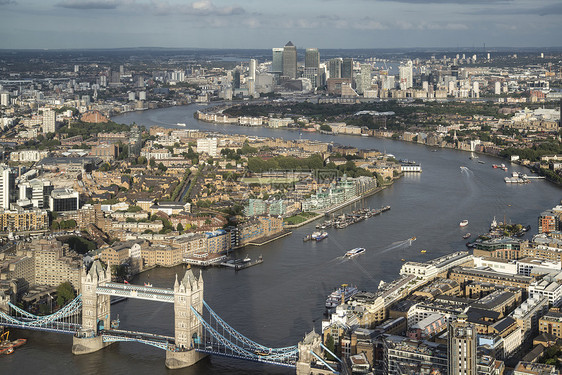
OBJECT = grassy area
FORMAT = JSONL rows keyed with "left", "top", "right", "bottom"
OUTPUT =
{"left": 284, "top": 212, "right": 319, "bottom": 225}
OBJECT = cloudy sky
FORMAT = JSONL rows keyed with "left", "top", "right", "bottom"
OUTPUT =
{"left": 0, "top": 0, "right": 560, "bottom": 49}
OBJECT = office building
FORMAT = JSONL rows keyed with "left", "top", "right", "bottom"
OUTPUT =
{"left": 305, "top": 48, "right": 319, "bottom": 69}
{"left": 271, "top": 48, "right": 283, "bottom": 74}
{"left": 328, "top": 58, "right": 342, "bottom": 79}
{"left": 18, "top": 179, "right": 54, "bottom": 209}
{"left": 282, "top": 41, "right": 297, "bottom": 79}
{"left": 49, "top": 188, "right": 79, "bottom": 212}
{"left": 0, "top": 165, "right": 17, "bottom": 210}
{"left": 448, "top": 314, "right": 477, "bottom": 375}
{"left": 342, "top": 58, "right": 353, "bottom": 79}
{"left": 249, "top": 59, "right": 257, "bottom": 81}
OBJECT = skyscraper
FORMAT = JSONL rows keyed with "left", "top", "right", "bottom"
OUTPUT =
{"left": 328, "top": 58, "right": 342, "bottom": 79}
{"left": 271, "top": 48, "right": 283, "bottom": 74}
{"left": 42, "top": 109, "right": 56, "bottom": 134}
{"left": 342, "top": 58, "right": 353, "bottom": 79}
{"left": 448, "top": 314, "right": 477, "bottom": 375}
{"left": 0, "top": 164, "right": 17, "bottom": 210}
{"left": 233, "top": 70, "right": 241, "bottom": 89}
{"left": 282, "top": 41, "right": 297, "bottom": 79}
{"left": 249, "top": 59, "right": 257, "bottom": 81}
{"left": 305, "top": 48, "right": 319, "bottom": 69}
{"left": 399, "top": 60, "right": 413, "bottom": 90}
{"left": 357, "top": 64, "right": 372, "bottom": 94}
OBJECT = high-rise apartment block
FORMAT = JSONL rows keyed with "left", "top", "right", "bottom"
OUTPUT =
{"left": 448, "top": 314, "right": 477, "bottom": 375}
{"left": 0, "top": 165, "right": 17, "bottom": 210}
{"left": 42, "top": 108, "right": 56, "bottom": 134}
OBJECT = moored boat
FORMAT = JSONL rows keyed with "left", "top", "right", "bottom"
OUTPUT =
{"left": 315, "top": 232, "right": 328, "bottom": 241}
{"left": 325, "top": 284, "right": 359, "bottom": 309}
{"left": 459, "top": 220, "right": 469, "bottom": 227}
{"left": 463, "top": 233, "right": 471, "bottom": 239}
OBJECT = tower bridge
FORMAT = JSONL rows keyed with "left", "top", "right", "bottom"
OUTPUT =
{"left": 0, "top": 260, "right": 344, "bottom": 374}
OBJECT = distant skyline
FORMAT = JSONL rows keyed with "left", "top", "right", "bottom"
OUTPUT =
{"left": 0, "top": 0, "right": 561, "bottom": 50}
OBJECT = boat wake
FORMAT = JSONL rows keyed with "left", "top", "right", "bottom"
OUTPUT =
{"left": 460, "top": 166, "right": 473, "bottom": 176}
{"left": 378, "top": 238, "right": 415, "bottom": 254}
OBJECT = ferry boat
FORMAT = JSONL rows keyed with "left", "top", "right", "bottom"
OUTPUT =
{"left": 459, "top": 220, "right": 469, "bottom": 227}
{"left": 345, "top": 247, "right": 366, "bottom": 258}
{"left": 325, "top": 284, "right": 359, "bottom": 309}
{"left": 463, "top": 233, "right": 471, "bottom": 239}
{"left": 176, "top": 123, "right": 186, "bottom": 127}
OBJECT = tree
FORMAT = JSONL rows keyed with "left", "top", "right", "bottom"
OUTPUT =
{"left": 324, "top": 334, "right": 337, "bottom": 360}
{"left": 157, "top": 162, "right": 167, "bottom": 172}
{"left": 137, "top": 156, "right": 147, "bottom": 165}
{"left": 319, "top": 124, "right": 332, "bottom": 132}
{"left": 149, "top": 158, "right": 156, "bottom": 168}
{"left": 100, "top": 162, "right": 111, "bottom": 172}
{"left": 56, "top": 281, "right": 76, "bottom": 307}
{"left": 177, "top": 223, "right": 184, "bottom": 232}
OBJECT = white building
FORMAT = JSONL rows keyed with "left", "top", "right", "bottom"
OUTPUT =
{"left": 517, "top": 258, "right": 561, "bottom": 277}
{"left": 399, "top": 61, "right": 413, "bottom": 90}
{"left": 473, "top": 256, "right": 518, "bottom": 275}
{"left": 0, "top": 165, "right": 17, "bottom": 210}
{"left": 510, "top": 295, "right": 549, "bottom": 340}
{"left": 196, "top": 138, "right": 218, "bottom": 157}
{"left": 42, "top": 109, "right": 56, "bottom": 134}
{"left": 528, "top": 279, "right": 562, "bottom": 307}
{"left": 400, "top": 251, "right": 472, "bottom": 281}
{"left": 0, "top": 92, "right": 9, "bottom": 107}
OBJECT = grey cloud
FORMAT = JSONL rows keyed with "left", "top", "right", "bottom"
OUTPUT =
{"left": 151, "top": 0, "right": 245, "bottom": 16}
{"left": 374, "top": 0, "right": 512, "bottom": 3}
{"left": 56, "top": 0, "right": 123, "bottom": 9}
{"left": 0, "top": 0, "right": 16, "bottom": 4}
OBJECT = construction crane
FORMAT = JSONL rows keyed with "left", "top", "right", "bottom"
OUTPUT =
{"left": 1, "top": 331, "right": 9, "bottom": 342}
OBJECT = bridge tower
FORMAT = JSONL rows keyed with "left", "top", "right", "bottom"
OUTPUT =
{"left": 72, "top": 260, "right": 112, "bottom": 355}
{"left": 296, "top": 330, "right": 324, "bottom": 375}
{"left": 165, "top": 268, "right": 208, "bottom": 369}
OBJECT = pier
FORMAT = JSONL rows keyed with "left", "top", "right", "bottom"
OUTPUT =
{"left": 220, "top": 256, "right": 263, "bottom": 271}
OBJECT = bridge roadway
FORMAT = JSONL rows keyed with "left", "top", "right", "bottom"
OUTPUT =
{"left": 96, "top": 282, "right": 175, "bottom": 303}
{"left": 193, "top": 342, "right": 297, "bottom": 368}
{"left": 101, "top": 328, "right": 176, "bottom": 351}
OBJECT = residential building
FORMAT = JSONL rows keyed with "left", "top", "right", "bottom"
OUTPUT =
{"left": 197, "top": 137, "right": 218, "bottom": 157}
{"left": 539, "top": 308, "right": 562, "bottom": 339}
{"left": 27, "top": 238, "right": 82, "bottom": 289}
{"left": 384, "top": 336, "right": 447, "bottom": 375}
{"left": 0, "top": 165, "right": 17, "bottom": 210}
{"left": 448, "top": 314, "right": 477, "bottom": 375}
{"left": 513, "top": 361, "right": 558, "bottom": 375}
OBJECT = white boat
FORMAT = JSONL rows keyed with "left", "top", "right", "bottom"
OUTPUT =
{"left": 345, "top": 247, "right": 366, "bottom": 258}
{"left": 459, "top": 220, "right": 469, "bottom": 227}
{"left": 325, "top": 284, "right": 359, "bottom": 308}
{"left": 176, "top": 123, "right": 186, "bottom": 127}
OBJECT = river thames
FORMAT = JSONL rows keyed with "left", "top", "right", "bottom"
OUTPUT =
{"left": 3, "top": 104, "right": 561, "bottom": 374}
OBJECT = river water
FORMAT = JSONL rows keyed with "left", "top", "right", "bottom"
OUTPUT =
{"left": 4, "top": 104, "right": 561, "bottom": 374}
